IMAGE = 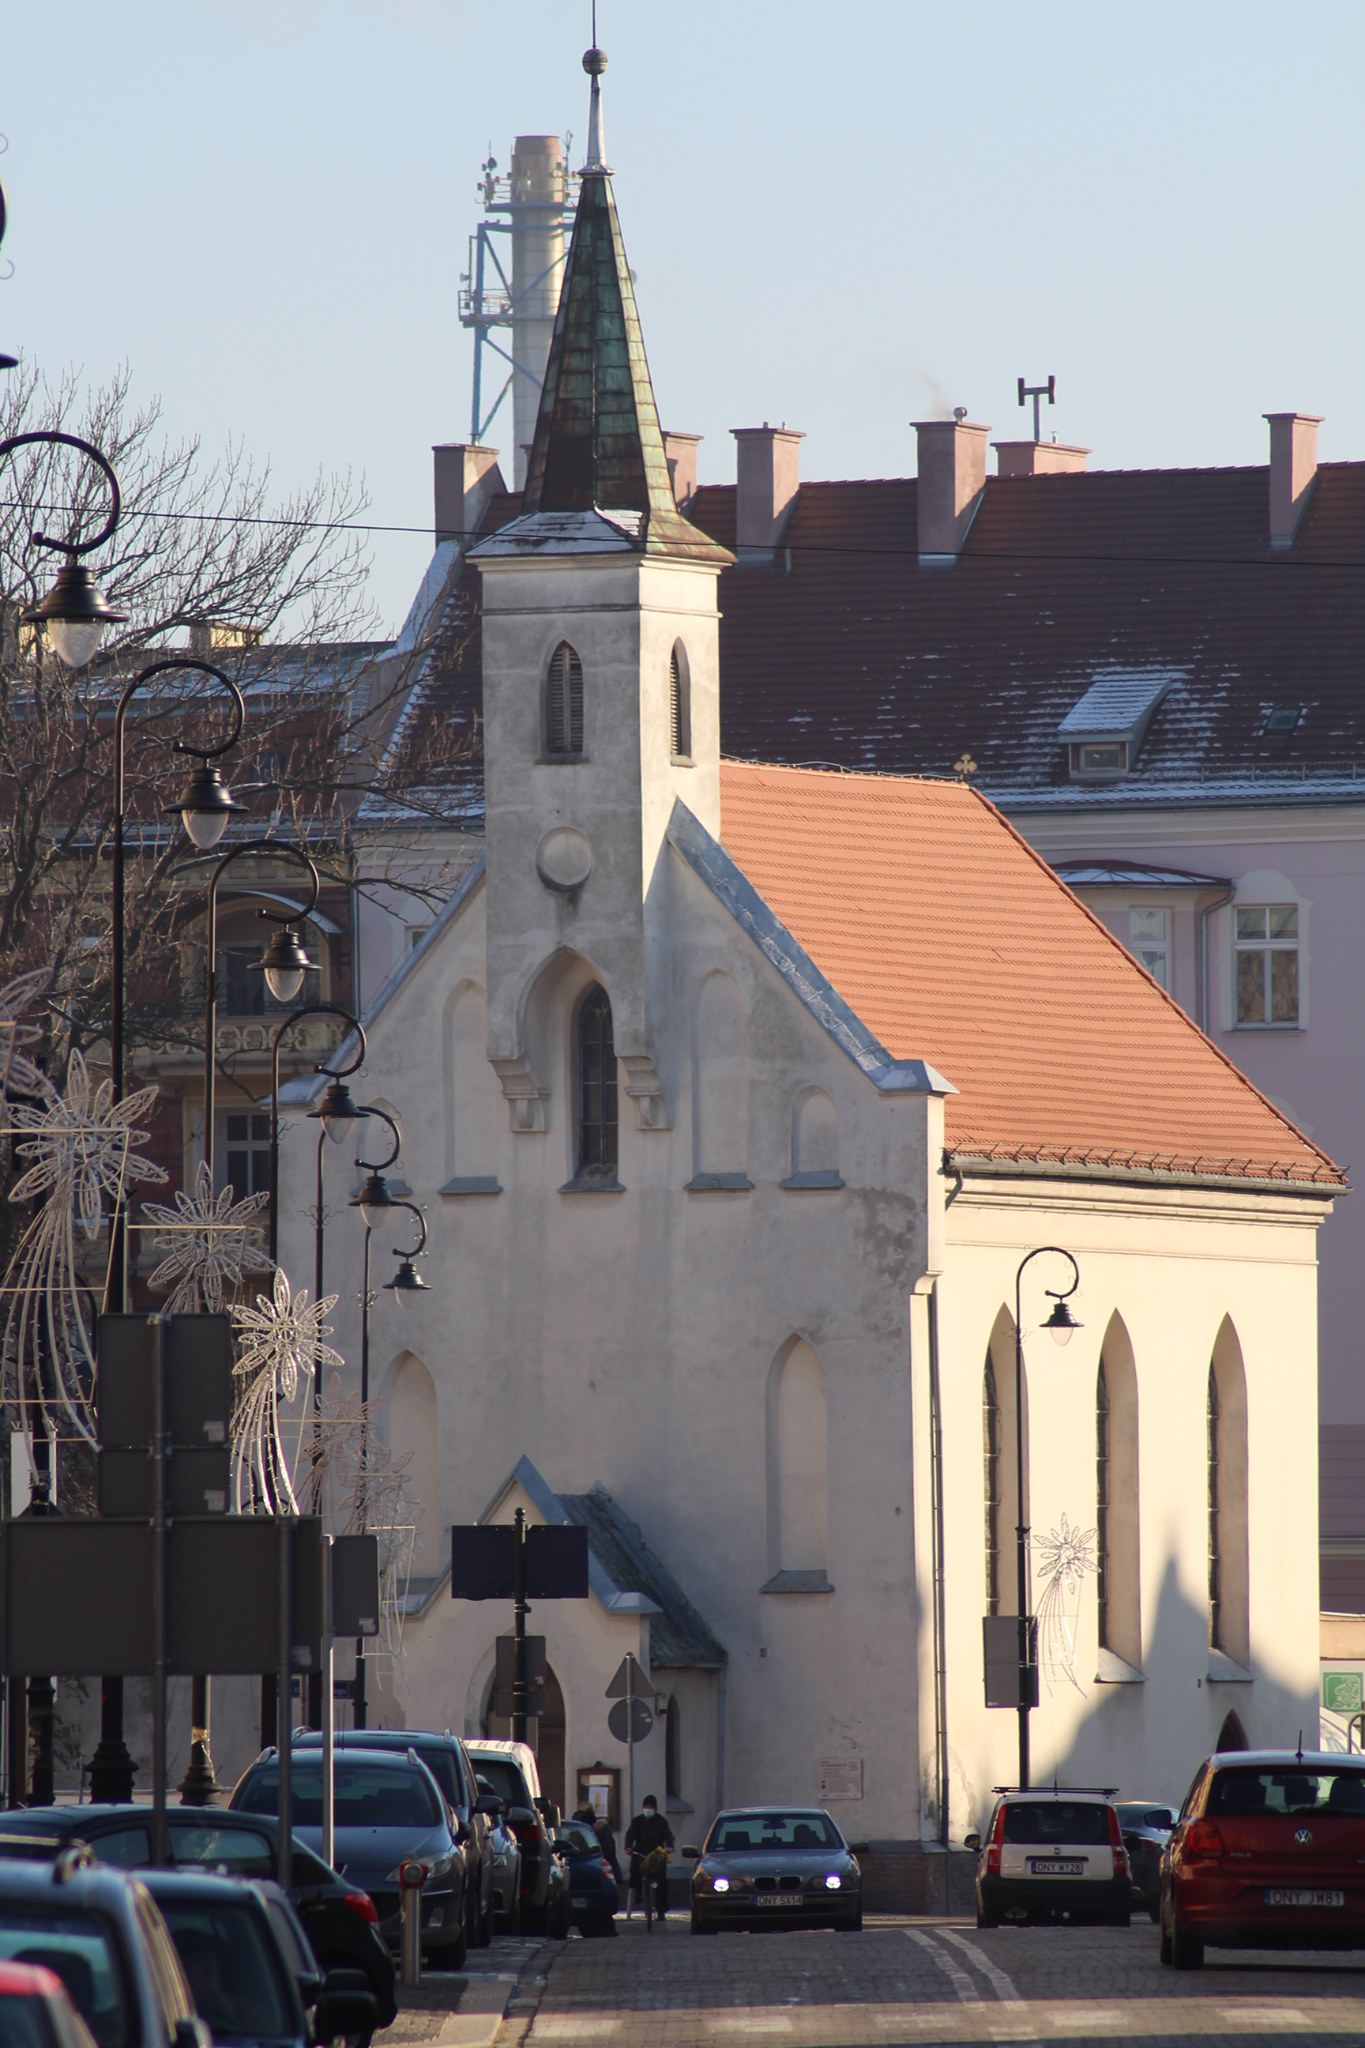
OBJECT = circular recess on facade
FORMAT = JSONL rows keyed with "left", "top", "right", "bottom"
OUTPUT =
{"left": 535, "top": 826, "right": 594, "bottom": 892}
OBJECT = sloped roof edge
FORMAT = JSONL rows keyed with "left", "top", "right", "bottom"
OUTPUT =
{"left": 668, "top": 798, "right": 954, "bottom": 1097}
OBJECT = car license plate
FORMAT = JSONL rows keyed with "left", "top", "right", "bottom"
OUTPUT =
{"left": 1265, "top": 1888, "right": 1344, "bottom": 1908}
{"left": 1029, "top": 1859, "right": 1085, "bottom": 1876}
{"left": 571, "top": 1895, "right": 588, "bottom": 1908}
{"left": 756, "top": 1893, "right": 803, "bottom": 1906}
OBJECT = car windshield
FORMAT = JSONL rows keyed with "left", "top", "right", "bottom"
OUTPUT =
{"left": 237, "top": 1763, "right": 440, "bottom": 1829}
{"left": 706, "top": 1814, "right": 841, "bottom": 1851}
{"left": 1207, "top": 1768, "right": 1365, "bottom": 1818}
{"left": 0, "top": 1993, "right": 62, "bottom": 2048}
{"left": 156, "top": 1902, "right": 294, "bottom": 2045}
{"left": 555, "top": 1827, "right": 599, "bottom": 1857}
{"left": 0, "top": 1907, "right": 130, "bottom": 2048}
{"left": 468, "top": 1759, "right": 528, "bottom": 1813}
{"left": 999, "top": 1803, "right": 1112, "bottom": 1844}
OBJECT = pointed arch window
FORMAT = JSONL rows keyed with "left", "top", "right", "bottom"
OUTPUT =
{"left": 983, "top": 1355, "right": 1001, "bottom": 1616}
{"left": 669, "top": 641, "right": 692, "bottom": 762}
{"left": 1207, "top": 1366, "right": 1223, "bottom": 1650}
{"left": 545, "top": 641, "right": 584, "bottom": 757}
{"left": 575, "top": 982, "right": 618, "bottom": 1180}
{"left": 1096, "top": 1360, "right": 1111, "bottom": 1650}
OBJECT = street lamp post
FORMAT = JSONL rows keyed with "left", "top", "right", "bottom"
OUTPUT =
{"left": 381, "top": 1203, "right": 432, "bottom": 1307}
{"left": 180, "top": 838, "right": 320, "bottom": 1805}
{"left": 346, "top": 1109, "right": 401, "bottom": 1734}
{"left": 262, "top": 1011, "right": 365, "bottom": 1743}
{"left": 90, "top": 659, "right": 245, "bottom": 1806}
{"left": 1012, "top": 1246, "right": 1081, "bottom": 1790}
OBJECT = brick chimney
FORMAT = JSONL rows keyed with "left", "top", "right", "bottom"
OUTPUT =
{"left": 731, "top": 425, "right": 803, "bottom": 560}
{"left": 912, "top": 418, "right": 990, "bottom": 562}
{"left": 992, "top": 440, "right": 1090, "bottom": 477}
{"left": 1264, "top": 412, "right": 1322, "bottom": 548}
{"left": 663, "top": 431, "right": 702, "bottom": 511}
{"left": 433, "top": 443, "right": 505, "bottom": 546}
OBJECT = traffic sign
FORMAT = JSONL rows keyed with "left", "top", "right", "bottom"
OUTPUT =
{"left": 608, "top": 1697, "right": 653, "bottom": 1744}
{"left": 606, "top": 1653, "right": 653, "bottom": 1700}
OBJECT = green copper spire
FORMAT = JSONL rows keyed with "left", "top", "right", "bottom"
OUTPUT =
{"left": 518, "top": 46, "right": 730, "bottom": 564}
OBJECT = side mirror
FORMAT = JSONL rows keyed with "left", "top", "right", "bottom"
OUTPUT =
{"left": 963, "top": 1832, "right": 981, "bottom": 1853}
{"left": 476, "top": 1794, "right": 504, "bottom": 1817}
{"left": 680, "top": 1845, "right": 700, "bottom": 1860}
{"left": 508, "top": 1805, "right": 537, "bottom": 1830}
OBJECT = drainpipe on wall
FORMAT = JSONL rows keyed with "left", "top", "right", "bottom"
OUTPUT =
{"left": 1197, "top": 885, "right": 1236, "bottom": 1033}
{"left": 926, "top": 1281, "right": 951, "bottom": 1900}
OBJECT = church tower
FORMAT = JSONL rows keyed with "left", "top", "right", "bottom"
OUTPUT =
{"left": 472, "top": 43, "right": 732, "bottom": 1140}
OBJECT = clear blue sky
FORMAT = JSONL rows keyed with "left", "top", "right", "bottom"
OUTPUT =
{"left": 6, "top": 0, "right": 1363, "bottom": 634}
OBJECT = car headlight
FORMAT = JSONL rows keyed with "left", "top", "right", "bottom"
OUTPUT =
{"left": 824, "top": 1875, "right": 843, "bottom": 1890}
{"left": 711, "top": 1876, "right": 731, "bottom": 1893}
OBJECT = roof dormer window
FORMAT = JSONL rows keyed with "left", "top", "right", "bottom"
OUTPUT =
{"left": 1262, "top": 705, "right": 1303, "bottom": 737}
{"left": 1058, "top": 668, "right": 1178, "bottom": 784}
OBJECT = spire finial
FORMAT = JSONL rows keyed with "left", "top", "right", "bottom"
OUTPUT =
{"left": 581, "top": 23, "right": 610, "bottom": 175}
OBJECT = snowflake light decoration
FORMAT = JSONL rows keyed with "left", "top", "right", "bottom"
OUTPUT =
{"left": 2, "top": 1050, "right": 165, "bottom": 1442}
{"left": 143, "top": 1162, "right": 274, "bottom": 1314}
{"left": 1034, "top": 1512, "right": 1097, "bottom": 1696}
{"left": 231, "top": 1269, "right": 342, "bottom": 1515}
{"left": 0, "top": 971, "right": 56, "bottom": 1106}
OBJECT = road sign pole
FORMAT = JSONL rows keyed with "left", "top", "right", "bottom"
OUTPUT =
{"left": 322, "top": 1538, "right": 335, "bottom": 1870}
{"left": 511, "top": 1507, "right": 528, "bottom": 1743}
{"left": 278, "top": 1520, "right": 292, "bottom": 1890}
{"left": 150, "top": 1316, "right": 168, "bottom": 1868}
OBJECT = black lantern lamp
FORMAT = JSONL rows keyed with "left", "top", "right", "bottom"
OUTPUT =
{"left": 382, "top": 1202, "right": 431, "bottom": 1308}
{"left": 349, "top": 1105, "right": 402, "bottom": 1230}
{"left": 169, "top": 759, "right": 244, "bottom": 851}
{"left": 313, "top": 1075, "right": 364, "bottom": 1146}
{"left": 1042, "top": 1297, "right": 1081, "bottom": 1346}
{"left": 0, "top": 431, "right": 128, "bottom": 669}
{"left": 255, "top": 922, "right": 316, "bottom": 1006}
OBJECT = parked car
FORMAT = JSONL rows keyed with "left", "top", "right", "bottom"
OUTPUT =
{"left": 138, "top": 1870, "right": 374, "bottom": 2048}
{"left": 0, "top": 1957, "right": 99, "bottom": 2048}
{"left": 551, "top": 1824, "right": 618, "bottom": 1938}
{"left": 683, "top": 1807, "right": 864, "bottom": 1934}
{"left": 965, "top": 1789, "right": 1131, "bottom": 1928}
{"left": 464, "top": 1741, "right": 561, "bottom": 1935}
{"left": 291, "top": 1729, "right": 493, "bottom": 1948}
{"left": 473, "top": 1778, "right": 522, "bottom": 1934}
{"left": 0, "top": 1851, "right": 211, "bottom": 2048}
{"left": 0, "top": 1807, "right": 396, "bottom": 2030}
{"left": 1159, "top": 1749, "right": 1365, "bottom": 1969}
{"left": 1114, "top": 1801, "right": 1177, "bottom": 1922}
{"left": 230, "top": 1747, "right": 468, "bottom": 1967}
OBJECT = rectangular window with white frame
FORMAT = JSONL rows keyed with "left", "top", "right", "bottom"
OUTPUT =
{"left": 219, "top": 1110, "right": 272, "bottom": 1197}
{"left": 1128, "top": 906, "right": 1170, "bottom": 990}
{"left": 1234, "top": 905, "right": 1299, "bottom": 1026}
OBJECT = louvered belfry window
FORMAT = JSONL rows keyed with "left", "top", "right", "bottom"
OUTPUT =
{"left": 575, "top": 983, "right": 618, "bottom": 1179}
{"left": 545, "top": 641, "right": 584, "bottom": 756}
{"left": 669, "top": 642, "right": 691, "bottom": 761}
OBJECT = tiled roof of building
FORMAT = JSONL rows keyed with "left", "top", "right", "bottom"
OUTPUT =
{"left": 691, "top": 462, "right": 1365, "bottom": 804}
{"left": 558, "top": 1485, "right": 727, "bottom": 1669}
{"left": 717, "top": 759, "right": 1342, "bottom": 1186}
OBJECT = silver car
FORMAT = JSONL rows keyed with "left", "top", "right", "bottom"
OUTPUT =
{"left": 473, "top": 1775, "right": 523, "bottom": 1933}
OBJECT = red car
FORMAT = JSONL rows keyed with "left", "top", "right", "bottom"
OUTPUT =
{"left": 1160, "top": 1749, "right": 1365, "bottom": 1968}
{"left": 0, "top": 1960, "right": 99, "bottom": 2048}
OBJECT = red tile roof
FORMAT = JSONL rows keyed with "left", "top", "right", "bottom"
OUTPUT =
{"left": 717, "top": 760, "right": 1342, "bottom": 1186}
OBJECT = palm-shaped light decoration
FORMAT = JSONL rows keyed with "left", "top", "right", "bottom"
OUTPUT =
{"left": 230, "top": 1268, "right": 342, "bottom": 1516}
{"left": 143, "top": 1162, "right": 274, "bottom": 1315}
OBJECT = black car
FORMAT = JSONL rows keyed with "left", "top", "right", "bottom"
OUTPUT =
{"left": 0, "top": 1808, "right": 397, "bottom": 2030}
{"left": 230, "top": 1748, "right": 468, "bottom": 1966}
{"left": 0, "top": 1851, "right": 210, "bottom": 2048}
{"left": 683, "top": 1807, "right": 864, "bottom": 1934}
{"left": 137, "top": 1871, "right": 374, "bottom": 2048}
{"left": 290, "top": 1729, "right": 494, "bottom": 1947}
{"left": 1115, "top": 1801, "right": 1176, "bottom": 1922}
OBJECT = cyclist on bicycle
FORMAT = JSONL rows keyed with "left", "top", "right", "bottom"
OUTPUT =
{"left": 625, "top": 1794, "right": 674, "bottom": 1920}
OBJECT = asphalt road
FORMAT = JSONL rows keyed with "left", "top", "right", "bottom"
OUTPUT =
{"left": 499, "top": 1915, "right": 1365, "bottom": 2047}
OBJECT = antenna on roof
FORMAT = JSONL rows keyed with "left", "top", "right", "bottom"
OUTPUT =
{"left": 1017, "top": 375, "right": 1056, "bottom": 444}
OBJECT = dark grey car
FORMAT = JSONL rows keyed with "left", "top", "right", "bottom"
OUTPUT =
{"left": 684, "top": 1807, "right": 864, "bottom": 1934}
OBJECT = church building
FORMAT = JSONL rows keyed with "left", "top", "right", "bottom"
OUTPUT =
{"left": 280, "top": 47, "right": 1340, "bottom": 1902}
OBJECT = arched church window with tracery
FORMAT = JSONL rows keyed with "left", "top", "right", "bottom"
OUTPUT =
{"left": 669, "top": 641, "right": 691, "bottom": 762}
{"left": 545, "top": 641, "right": 584, "bottom": 757}
{"left": 575, "top": 983, "right": 618, "bottom": 1179}
{"left": 983, "top": 1355, "right": 1001, "bottom": 1616}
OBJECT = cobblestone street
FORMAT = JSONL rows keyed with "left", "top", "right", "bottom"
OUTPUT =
{"left": 495, "top": 1917, "right": 1365, "bottom": 2047}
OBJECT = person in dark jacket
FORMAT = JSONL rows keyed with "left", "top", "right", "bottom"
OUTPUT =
{"left": 574, "top": 1804, "right": 622, "bottom": 1883}
{"left": 624, "top": 1794, "right": 674, "bottom": 1919}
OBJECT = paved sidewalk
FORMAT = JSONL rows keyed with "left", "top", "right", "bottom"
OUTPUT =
{"left": 376, "top": 1935, "right": 554, "bottom": 2048}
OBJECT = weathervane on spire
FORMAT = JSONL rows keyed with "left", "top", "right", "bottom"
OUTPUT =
{"left": 581, "top": 2, "right": 610, "bottom": 175}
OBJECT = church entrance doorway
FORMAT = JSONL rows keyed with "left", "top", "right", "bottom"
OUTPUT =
{"left": 480, "top": 1658, "right": 566, "bottom": 1814}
